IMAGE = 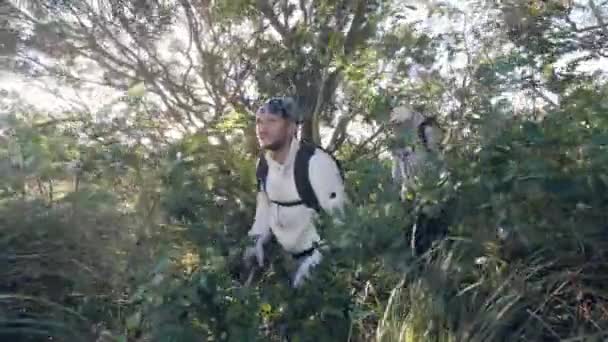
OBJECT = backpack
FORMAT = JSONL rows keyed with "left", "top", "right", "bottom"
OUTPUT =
{"left": 417, "top": 117, "right": 441, "bottom": 151}
{"left": 256, "top": 140, "right": 344, "bottom": 213}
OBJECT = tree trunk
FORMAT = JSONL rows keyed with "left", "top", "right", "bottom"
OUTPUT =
{"left": 301, "top": 116, "right": 318, "bottom": 144}
{"left": 48, "top": 179, "right": 53, "bottom": 206}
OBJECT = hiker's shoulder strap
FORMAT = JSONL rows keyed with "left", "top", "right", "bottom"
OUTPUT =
{"left": 294, "top": 140, "right": 319, "bottom": 211}
{"left": 257, "top": 141, "right": 344, "bottom": 212}
{"left": 303, "top": 140, "right": 345, "bottom": 179}
{"left": 294, "top": 140, "right": 345, "bottom": 212}
{"left": 418, "top": 117, "right": 438, "bottom": 151}
{"left": 255, "top": 152, "right": 268, "bottom": 192}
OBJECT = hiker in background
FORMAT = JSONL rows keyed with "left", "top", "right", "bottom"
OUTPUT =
{"left": 243, "top": 96, "right": 346, "bottom": 288}
{"left": 390, "top": 105, "right": 444, "bottom": 198}
{"left": 389, "top": 105, "right": 448, "bottom": 255}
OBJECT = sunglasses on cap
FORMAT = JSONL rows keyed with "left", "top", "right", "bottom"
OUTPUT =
{"left": 256, "top": 97, "right": 300, "bottom": 123}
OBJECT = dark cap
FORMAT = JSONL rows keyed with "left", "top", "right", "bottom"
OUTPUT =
{"left": 256, "top": 97, "right": 301, "bottom": 123}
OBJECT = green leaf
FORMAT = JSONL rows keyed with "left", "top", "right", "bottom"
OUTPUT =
{"left": 522, "top": 121, "right": 544, "bottom": 143}
{"left": 126, "top": 311, "right": 141, "bottom": 330}
{"left": 127, "top": 82, "right": 146, "bottom": 98}
{"left": 541, "top": 63, "right": 554, "bottom": 79}
{"left": 542, "top": 177, "right": 578, "bottom": 198}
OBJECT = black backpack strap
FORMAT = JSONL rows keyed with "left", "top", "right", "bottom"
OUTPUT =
{"left": 418, "top": 117, "right": 437, "bottom": 151}
{"left": 294, "top": 141, "right": 321, "bottom": 212}
{"left": 255, "top": 153, "right": 268, "bottom": 192}
{"left": 304, "top": 141, "right": 345, "bottom": 180}
{"left": 259, "top": 140, "right": 345, "bottom": 213}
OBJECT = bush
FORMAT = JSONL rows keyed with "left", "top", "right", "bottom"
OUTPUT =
{"left": 3, "top": 84, "right": 608, "bottom": 341}
{"left": 145, "top": 84, "right": 608, "bottom": 341}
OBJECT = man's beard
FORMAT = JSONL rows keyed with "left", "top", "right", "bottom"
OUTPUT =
{"left": 262, "top": 137, "right": 288, "bottom": 151}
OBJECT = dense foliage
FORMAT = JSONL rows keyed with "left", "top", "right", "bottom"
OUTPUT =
{"left": 2, "top": 0, "right": 608, "bottom": 341}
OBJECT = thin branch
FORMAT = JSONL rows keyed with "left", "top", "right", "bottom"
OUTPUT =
{"left": 180, "top": 19, "right": 195, "bottom": 89}
{"left": 281, "top": 0, "right": 289, "bottom": 28}
{"left": 181, "top": 0, "right": 228, "bottom": 117}
{"left": 344, "top": 0, "right": 368, "bottom": 55}
{"left": 83, "top": 1, "right": 211, "bottom": 126}
{"left": 299, "top": 0, "right": 308, "bottom": 26}
{"left": 327, "top": 112, "right": 353, "bottom": 152}
{"left": 19, "top": 55, "right": 125, "bottom": 90}
{"left": 255, "top": 0, "right": 291, "bottom": 44}
{"left": 523, "top": 78, "right": 559, "bottom": 109}
{"left": 578, "top": 23, "right": 608, "bottom": 32}
{"left": 348, "top": 123, "right": 389, "bottom": 160}
{"left": 310, "top": 70, "right": 331, "bottom": 144}
{"left": 93, "top": 5, "right": 198, "bottom": 113}
{"left": 588, "top": 0, "right": 608, "bottom": 37}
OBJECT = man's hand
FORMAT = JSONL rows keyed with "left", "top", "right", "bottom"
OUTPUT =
{"left": 243, "top": 231, "right": 271, "bottom": 268}
{"left": 292, "top": 249, "right": 322, "bottom": 288}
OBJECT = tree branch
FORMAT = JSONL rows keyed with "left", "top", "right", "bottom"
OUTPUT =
{"left": 344, "top": 0, "right": 368, "bottom": 55}
{"left": 327, "top": 112, "right": 353, "bottom": 152}
{"left": 348, "top": 123, "right": 389, "bottom": 160}
{"left": 588, "top": 0, "right": 608, "bottom": 37}
{"left": 255, "top": 0, "right": 291, "bottom": 44}
{"left": 299, "top": 0, "right": 308, "bottom": 26}
{"left": 523, "top": 78, "right": 559, "bottom": 109}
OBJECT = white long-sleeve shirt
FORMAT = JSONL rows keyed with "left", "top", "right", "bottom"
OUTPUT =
{"left": 248, "top": 138, "right": 346, "bottom": 254}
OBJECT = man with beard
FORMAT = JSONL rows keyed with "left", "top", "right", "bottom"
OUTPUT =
{"left": 243, "top": 96, "right": 346, "bottom": 288}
